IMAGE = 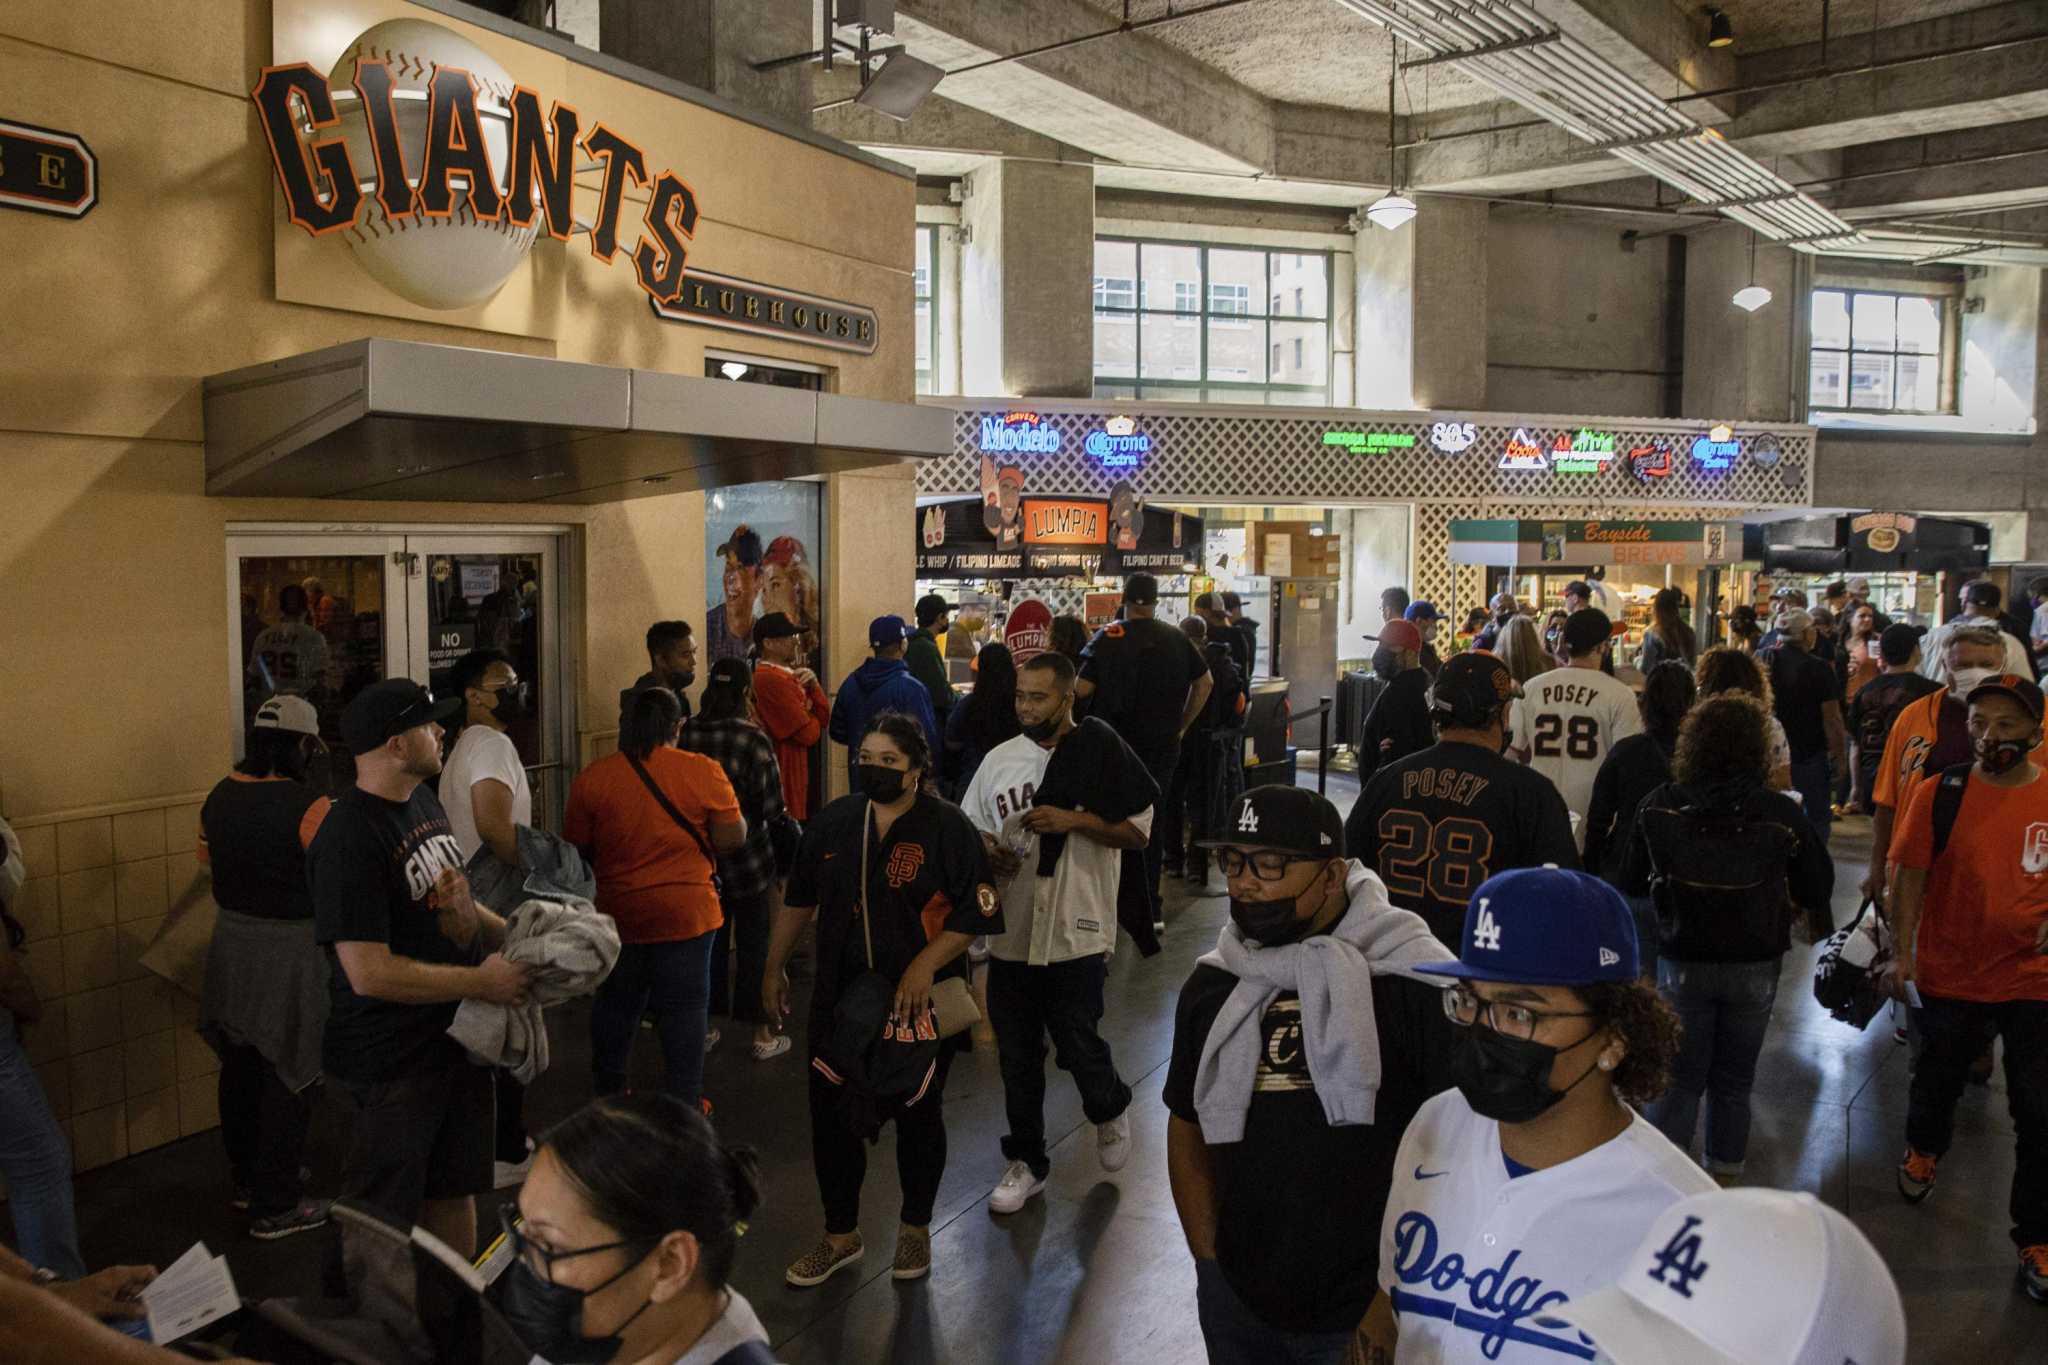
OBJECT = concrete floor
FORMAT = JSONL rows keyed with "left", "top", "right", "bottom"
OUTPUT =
{"left": 59, "top": 777, "right": 2047, "bottom": 1363}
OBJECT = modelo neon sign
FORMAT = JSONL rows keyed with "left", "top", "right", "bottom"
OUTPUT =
{"left": 1084, "top": 415, "right": 1151, "bottom": 468}
{"left": 980, "top": 411, "right": 1061, "bottom": 454}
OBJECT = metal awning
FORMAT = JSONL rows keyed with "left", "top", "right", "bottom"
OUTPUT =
{"left": 202, "top": 338, "right": 949, "bottom": 503}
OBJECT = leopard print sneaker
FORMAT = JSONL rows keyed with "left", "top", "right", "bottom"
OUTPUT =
{"left": 786, "top": 1234, "right": 863, "bottom": 1288}
{"left": 892, "top": 1224, "right": 931, "bottom": 1281}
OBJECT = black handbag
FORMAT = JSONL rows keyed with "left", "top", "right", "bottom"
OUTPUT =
{"left": 768, "top": 812, "right": 803, "bottom": 878}
{"left": 623, "top": 751, "right": 723, "bottom": 895}
{"left": 1813, "top": 897, "right": 1892, "bottom": 1030}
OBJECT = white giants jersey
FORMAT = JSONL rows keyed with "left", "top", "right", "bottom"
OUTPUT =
{"left": 1378, "top": 1090, "right": 1714, "bottom": 1363}
{"left": 1509, "top": 670, "right": 1641, "bottom": 849}
{"left": 959, "top": 733, "right": 1150, "bottom": 966}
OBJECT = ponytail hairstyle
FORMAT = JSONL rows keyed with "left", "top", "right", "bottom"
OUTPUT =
{"left": 540, "top": 1093, "right": 762, "bottom": 1291}
{"left": 862, "top": 710, "right": 936, "bottom": 794}
{"left": 620, "top": 686, "right": 683, "bottom": 761}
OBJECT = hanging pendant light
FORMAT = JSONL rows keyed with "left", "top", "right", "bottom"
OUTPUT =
{"left": 1731, "top": 229, "right": 1772, "bottom": 311}
{"left": 1369, "top": 32, "right": 1416, "bottom": 231}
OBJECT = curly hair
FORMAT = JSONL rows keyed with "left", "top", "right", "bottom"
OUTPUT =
{"left": 1672, "top": 692, "right": 1771, "bottom": 788}
{"left": 1694, "top": 644, "right": 1772, "bottom": 711}
{"left": 1580, "top": 979, "right": 1683, "bottom": 1106}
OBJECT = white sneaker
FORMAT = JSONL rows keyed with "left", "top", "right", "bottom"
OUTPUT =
{"left": 988, "top": 1159, "right": 1046, "bottom": 1215}
{"left": 1097, "top": 1111, "right": 1133, "bottom": 1173}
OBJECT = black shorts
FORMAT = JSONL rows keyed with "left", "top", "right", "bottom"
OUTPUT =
{"left": 335, "top": 1052, "right": 495, "bottom": 1223}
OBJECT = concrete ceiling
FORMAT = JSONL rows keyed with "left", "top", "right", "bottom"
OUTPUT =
{"left": 1710, "top": 0, "right": 1995, "bottom": 54}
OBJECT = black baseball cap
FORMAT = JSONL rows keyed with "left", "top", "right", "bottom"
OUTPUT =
{"left": 706, "top": 657, "right": 753, "bottom": 690}
{"left": 1877, "top": 622, "right": 1921, "bottom": 667}
{"left": 751, "top": 611, "right": 800, "bottom": 645}
{"left": 340, "top": 679, "right": 462, "bottom": 756}
{"left": 915, "top": 592, "right": 951, "bottom": 627}
{"left": 1563, "top": 580, "right": 1592, "bottom": 599}
{"left": 1561, "top": 607, "right": 1614, "bottom": 656}
{"left": 1966, "top": 672, "right": 2044, "bottom": 722}
{"left": 1123, "top": 572, "right": 1160, "bottom": 605}
{"left": 1198, "top": 785, "right": 1344, "bottom": 858}
{"left": 1432, "top": 652, "right": 1518, "bottom": 728}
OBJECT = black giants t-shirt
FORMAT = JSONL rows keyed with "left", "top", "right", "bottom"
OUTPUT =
{"left": 310, "top": 785, "right": 473, "bottom": 1084}
{"left": 1766, "top": 645, "right": 1843, "bottom": 763}
{"left": 1080, "top": 619, "right": 1210, "bottom": 753}
{"left": 1344, "top": 740, "right": 1580, "bottom": 946}
{"left": 1851, "top": 672, "right": 1942, "bottom": 789}
{"left": 1163, "top": 965, "right": 1454, "bottom": 1333}
{"left": 784, "top": 792, "right": 999, "bottom": 1042}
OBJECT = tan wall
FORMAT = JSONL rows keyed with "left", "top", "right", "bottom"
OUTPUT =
{"left": 0, "top": 0, "right": 917, "bottom": 1170}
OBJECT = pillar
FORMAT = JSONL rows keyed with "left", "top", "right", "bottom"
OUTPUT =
{"left": 1353, "top": 194, "right": 1489, "bottom": 410}
{"left": 1681, "top": 224, "right": 1798, "bottom": 421}
{"left": 598, "top": 0, "right": 813, "bottom": 128}
{"left": 959, "top": 160, "right": 1095, "bottom": 398}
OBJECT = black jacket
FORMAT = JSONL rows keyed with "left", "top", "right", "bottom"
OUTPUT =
{"left": 1357, "top": 668, "right": 1435, "bottom": 779}
{"left": 1582, "top": 733, "right": 1676, "bottom": 884}
{"left": 1623, "top": 779, "right": 1835, "bottom": 958}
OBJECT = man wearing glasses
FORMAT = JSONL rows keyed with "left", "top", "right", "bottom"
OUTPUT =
{"left": 1162, "top": 785, "right": 1455, "bottom": 1364}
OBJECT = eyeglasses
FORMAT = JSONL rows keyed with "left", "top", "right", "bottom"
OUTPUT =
{"left": 1214, "top": 848, "right": 1324, "bottom": 882}
{"left": 497, "top": 1201, "right": 648, "bottom": 1285}
{"left": 1442, "top": 984, "right": 1599, "bottom": 1043}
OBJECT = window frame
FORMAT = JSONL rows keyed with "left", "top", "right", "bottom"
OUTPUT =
{"left": 914, "top": 223, "right": 938, "bottom": 396}
{"left": 1807, "top": 286, "right": 1949, "bottom": 416}
{"left": 1091, "top": 235, "right": 1334, "bottom": 404}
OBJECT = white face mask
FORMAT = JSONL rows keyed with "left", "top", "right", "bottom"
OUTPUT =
{"left": 1949, "top": 665, "right": 1997, "bottom": 701}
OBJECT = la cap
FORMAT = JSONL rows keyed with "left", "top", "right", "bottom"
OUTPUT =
{"left": 339, "top": 678, "right": 462, "bottom": 757}
{"left": 1404, "top": 600, "right": 1442, "bottom": 622}
{"left": 751, "top": 611, "right": 801, "bottom": 645}
{"left": 1561, "top": 608, "right": 1614, "bottom": 656}
{"left": 1369, "top": 619, "right": 1424, "bottom": 652}
{"left": 1966, "top": 671, "right": 2045, "bottom": 723}
{"left": 1415, "top": 866, "right": 1640, "bottom": 985}
{"left": 1197, "top": 785, "right": 1344, "bottom": 859}
{"left": 868, "top": 614, "right": 912, "bottom": 649}
{"left": 1541, "top": 1189, "right": 1905, "bottom": 1365}
{"left": 1430, "top": 652, "right": 1518, "bottom": 728}
{"left": 252, "top": 694, "right": 320, "bottom": 737}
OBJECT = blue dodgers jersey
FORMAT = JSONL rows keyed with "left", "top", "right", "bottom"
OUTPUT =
{"left": 1377, "top": 1089, "right": 1715, "bottom": 1362}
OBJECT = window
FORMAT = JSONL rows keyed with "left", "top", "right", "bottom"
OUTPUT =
{"left": 914, "top": 224, "right": 937, "bottom": 395}
{"left": 1808, "top": 287, "right": 1945, "bottom": 413}
{"left": 1092, "top": 238, "right": 1331, "bottom": 403}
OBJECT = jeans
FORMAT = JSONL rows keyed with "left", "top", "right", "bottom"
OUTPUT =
{"left": 1194, "top": 1258, "right": 1352, "bottom": 1365}
{"left": 589, "top": 933, "right": 714, "bottom": 1107}
{"left": 1627, "top": 895, "right": 1660, "bottom": 979}
{"left": 1789, "top": 753, "right": 1834, "bottom": 846}
{"left": 1648, "top": 957, "right": 1781, "bottom": 1171}
{"left": 0, "top": 1023, "right": 84, "bottom": 1277}
{"left": 987, "top": 955, "right": 1132, "bottom": 1178}
{"left": 1906, "top": 993, "right": 2048, "bottom": 1247}
{"left": 216, "top": 1040, "right": 313, "bottom": 1218}
{"left": 810, "top": 1046, "right": 954, "bottom": 1235}
{"left": 707, "top": 890, "right": 772, "bottom": 1027}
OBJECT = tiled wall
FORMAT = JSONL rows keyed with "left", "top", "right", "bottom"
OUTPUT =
{"left": 8, "top": 797, "right": 218, "bottom": 1174}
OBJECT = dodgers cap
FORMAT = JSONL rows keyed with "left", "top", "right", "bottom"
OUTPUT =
{"left": 1198, "top": 785, "right": 1343, "bottom": 859}
{"left": 868, "top": 614, "right": 912, "bottom": 649}
{"left": 1404, "top": 600, "right": 1442, "bottom": 622}
{"left": 1415, "top": 866, "right": 1639, "bottom": 985}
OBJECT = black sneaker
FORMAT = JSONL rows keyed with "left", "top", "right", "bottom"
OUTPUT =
{"left": 250, "top": 1199, "right": 330, "bottom": 1241}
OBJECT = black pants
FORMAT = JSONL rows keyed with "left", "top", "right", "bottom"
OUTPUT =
{"left": 493, "top": 1069, "right": 528, "bottom": 1164}
{"left": 708, "top": 889, "right": 773, "bottom": 1026}
{"left": 810, "top": 1047, "right": 955, "bottom": 1235}
{"left": 1906, "top": 992, "right": 2048, "bottom": 1247}
{"left": 216, "top": 1042, "right": 312, "bottom": 1219}
{"left": 987, "top": 955, "right": 1131, "bottom": 1178}
{"left": 1161, "top": 759, "right": 1190, "bottom": 873}
{"left": 1129, "top": 739, "right": 1183, "bottom": 922}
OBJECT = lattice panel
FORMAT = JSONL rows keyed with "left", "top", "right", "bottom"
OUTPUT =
{"left": 926, "top": 408, "right": 1816, "bottom": 509}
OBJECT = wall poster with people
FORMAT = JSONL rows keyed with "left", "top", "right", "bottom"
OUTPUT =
{"left": 704, "top": 483, "right": 825, "bottom": 670}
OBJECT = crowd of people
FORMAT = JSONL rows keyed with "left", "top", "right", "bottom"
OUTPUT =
{"left": 4, "top": 566, "right": 2045, "bottom": 1364}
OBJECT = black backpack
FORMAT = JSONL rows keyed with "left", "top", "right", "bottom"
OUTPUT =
{"left": 1638, "top": 789, "right": 1797, "bottom": 962}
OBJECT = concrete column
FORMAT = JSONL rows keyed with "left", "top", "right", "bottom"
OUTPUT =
{"left": 820, "top": 462, "right": 919, "bottom": 797}
{"left": 598, "top": 0, "right": 813, "bottom": 128}
{"left": 1681, "top": 225, "right": 1798, "bottom": 421}
{"left": 1960, "top": 266, "right": 2041, "bottom": 431}
{"left": 959, "top": 160, "right": 1096, "bottom": 398}
{"left": 1353, "top": 195, "right": 1488, "bottom": 410}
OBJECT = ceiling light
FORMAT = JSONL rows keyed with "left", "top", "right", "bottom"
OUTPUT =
{"left": 853, "top": 49, "right": 944, "bottom": 121}
{"left": 1706, "top": 8, "right": 1733, "bottom": 48}
{"left": 1366, "top": 192, "right": 1418, "bottom": 231}
{"left": 719, "top": 361, "right": 750, "bottom": 380}
{"left": 1731, "top": 284, "right": 1773, "bottom": 312}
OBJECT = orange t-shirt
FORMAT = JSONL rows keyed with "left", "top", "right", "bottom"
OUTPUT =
{"left": 1893, "top": 769, "right": 2048, "bottom": 1003}
{"left": 1872, "top": 690, "right": 1953, "bottom": 817}
{"left": 563, "top": 748, "right": 741, "bottom": 944}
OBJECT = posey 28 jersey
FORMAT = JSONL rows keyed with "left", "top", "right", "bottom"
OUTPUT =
{"left": 1509, "top": 669, "right": 1641, "bottom": 851}
{"left": 1378, "top": 1089, "right": 1714, "bottom": 1363}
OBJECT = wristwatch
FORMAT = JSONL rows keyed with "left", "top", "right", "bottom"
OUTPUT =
{"left": 30, "top": 1266, "right": 60, "bottom": 1285}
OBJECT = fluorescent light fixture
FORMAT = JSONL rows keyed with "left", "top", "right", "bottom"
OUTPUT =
{"left": 719, "top": 361, "right": 750, "bottom": 380}
{"left": 853, "top": 50, "right": 944, "bottom": 121}
{"left": 1366, "top": 192, "right": 1417, "bottom": 230}
{"left": 1732, "top": 284, "right": 1772, "bottom": 312}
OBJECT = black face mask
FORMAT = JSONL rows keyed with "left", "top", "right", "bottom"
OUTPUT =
{"left": 490, "top": 685, "right": 527, "bottom": 724}
{"left": 667, "top": 669, "right": 696, "bottom": 692}
{"left": 1020, "top": 704, "right": 1068, "bottom": 743}
{"left": 1228, "top": 867, "right": 1327, "bottom": 948}
{"left": 858, "top": 764, "right": 909, "bottom": 803}
{"left": 1976, "top": 733, "right": 2035, "bottom": 776}
{"left": 488, "top": 1255, "right": 650, "bottom": 1365}
{"left": 1448, "top": 1022, "right": 1604, "bottom": 1124}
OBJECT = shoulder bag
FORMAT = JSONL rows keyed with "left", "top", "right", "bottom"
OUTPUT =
{"left": 859, "top": 800, "right": 980, "bottom": 1040}
{"left": 624, "top": 751, "right": 723, "bottom": 895}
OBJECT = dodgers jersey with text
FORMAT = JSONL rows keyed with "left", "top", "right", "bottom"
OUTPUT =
{"left": 1378, "top": 1089, "right": 1714, "bottom": 1362}
{"left": 1509, "top": 670, "right": 1641, "bottom": 851}
{"left": 959, "top": 733, "right": 1150, "bottom": 965}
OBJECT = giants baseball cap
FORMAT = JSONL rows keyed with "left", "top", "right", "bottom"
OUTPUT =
{"left": 868, "top": 614, "right": 912, "bottom": 649}
{"left": 1416, "top": 866, "right": 1639, "bottom": 985}
{"left": 1966, "top": 671, "right": 2045, "bottom": 722}
{"left": 1430, "top": 652, "right": 1517, "bottom": 728}
{"left": 339, "top": 679, "right": 462, "bottom": 756}
{"left": 1198, "top": 785, "right": 1344, "bottom": 859}
{"left": 1542, "top": 1189, "right": 1905, "bottom": 1365}
{"left": 251, "top": 694, "right": 320, "bottom": 737}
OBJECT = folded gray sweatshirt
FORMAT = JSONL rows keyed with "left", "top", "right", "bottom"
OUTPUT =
{"left": 1190, "top": 860, "right": 1449, "bottom": 1144}
{"left": 449, "top": 898, "right": 620, "bottom": 1085}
